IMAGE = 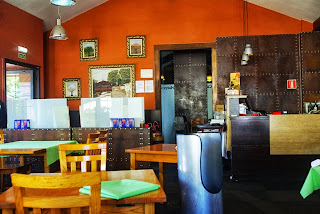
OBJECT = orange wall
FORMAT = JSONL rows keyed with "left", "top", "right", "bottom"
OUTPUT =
{"left": 44, "top": 0, "right": 313, "bottom": 110}
{"left": 0, "top": 0, "right": 44, "bottom": 100}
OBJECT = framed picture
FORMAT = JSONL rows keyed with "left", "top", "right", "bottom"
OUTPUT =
{"left": 80, "top": 38, "right": 98, "bottom": 61}
{"left": 63, "top": 78, "right": 81, "bottom": 100}
{"left": 126, "top": 35, "right": 146, "bottom": 58}
{"left": 89, "top": 64, "right": 135, "bottom": 98}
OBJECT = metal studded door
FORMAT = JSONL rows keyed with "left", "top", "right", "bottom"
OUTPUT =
{"left": 174, "top": 49, "right": 208, "bottom": 121}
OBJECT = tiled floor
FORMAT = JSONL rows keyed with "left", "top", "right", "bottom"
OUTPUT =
{"left": 155, "top": 162, "right": 320, "bottom": 214}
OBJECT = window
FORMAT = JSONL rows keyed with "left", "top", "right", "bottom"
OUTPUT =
{"left": 6, "top": 70, "right": 33, "bottom": 100}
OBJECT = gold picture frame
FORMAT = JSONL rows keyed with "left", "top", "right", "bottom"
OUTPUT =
{"left": 89, "top": 64, "right": 135, "bottom": 98}
{"left": 63, "top": 78, "right": 81, "bottom": 100}
{"left": 126, "top": 35, "right": 146, "bottom": 58}
{"left": 80, "top": 38, "right": 98, "bottom": 61}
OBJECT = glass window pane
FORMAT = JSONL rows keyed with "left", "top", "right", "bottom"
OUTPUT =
{"left": 6, "top": 70, "right": 33, "bottom": 100}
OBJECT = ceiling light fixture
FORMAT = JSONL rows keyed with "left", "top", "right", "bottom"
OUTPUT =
{"left": 49, "top": 6, "right": 68, "bottom": 40}
{"left": 241, "top": 0, "right": 253, "bottom": 66}
{"left": 50, "top": 0, "right": 76, "bottom": 6}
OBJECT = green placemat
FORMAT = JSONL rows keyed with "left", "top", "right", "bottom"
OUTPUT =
{"left": 300, "top": 166, "right": 320, "bottom": 199}
{"left": 80, "top": 179, "right": 160, "bottom": 199}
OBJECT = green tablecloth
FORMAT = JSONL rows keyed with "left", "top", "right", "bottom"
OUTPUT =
{"left": 300, "top": 166, "right": 320, "bottom": 199}
{"left": 0, "top": 140, "right": 78, "bottom": 165}
{"left": 80, "top": 179, "right": 160, "bottom": 199}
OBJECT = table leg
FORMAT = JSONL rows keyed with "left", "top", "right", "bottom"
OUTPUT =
{"left": 158, "top": 162, "right": 164, "bottom": 187}
{"left": 144, "top": 203, "right": 155, "bottom": 214}
{"left": 130, "top": 153, "right": 137, "bottom": 170}
{"left": 43, "top": 153, "right": 49, "bottom": 173}
{"left": 2, "top": 208, "right": 13, "bottom": 214}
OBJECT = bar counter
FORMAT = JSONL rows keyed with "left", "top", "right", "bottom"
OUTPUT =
{"left": 230, "top": 114, "right": 320, "bottom": 180}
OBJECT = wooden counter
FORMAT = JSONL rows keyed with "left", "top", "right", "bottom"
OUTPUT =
{"left": 270, "top": 114, "right": 320, "bottom": 155}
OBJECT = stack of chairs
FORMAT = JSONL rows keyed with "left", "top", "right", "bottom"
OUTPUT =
{"left": 190, "top": 118, "right": 206, "bottom": 133}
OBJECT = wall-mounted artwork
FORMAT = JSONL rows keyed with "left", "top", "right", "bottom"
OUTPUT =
{"left": 80, "top": 38, "right": 98, "bottom": 61}
{"left": 63, "top": 78, "right": 81, "bottom": 100}
{"left": 89, "top": 64, "right": 135, "bottom": 98}
{"left": 126, "top": 35, "right": 146, "bottom": 58}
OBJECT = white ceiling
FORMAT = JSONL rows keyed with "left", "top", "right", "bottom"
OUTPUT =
{"left": 4, "top": 0, "right": 108, "bottom": 32}
{"left": 4, "top": 0, "right": 320, "bottom": 32}
{"left": 247, "top": 0, "right": 320, "bottom": 23}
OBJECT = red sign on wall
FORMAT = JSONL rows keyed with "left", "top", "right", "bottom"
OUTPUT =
{"left": 287, "top": 79, "right": 297, "bottom": 89}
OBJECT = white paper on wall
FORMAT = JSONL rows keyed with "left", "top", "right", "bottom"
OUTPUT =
{"left": 140, "top": 69, "right": 153, "bottom": 78}
{"left": 145, "top": 80, "right": 154, "bottom": 93}
{"left": 136, "top": 80, "right": 145, "bottom": 93}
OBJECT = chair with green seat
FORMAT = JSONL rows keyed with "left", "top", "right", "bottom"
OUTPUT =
{"left": 0, "top": 130, "right": 31, "bottom": 192}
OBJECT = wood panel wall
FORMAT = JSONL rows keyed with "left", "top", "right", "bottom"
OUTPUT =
{"left": 216, "top": 31, "right": 320, "bottom": 113}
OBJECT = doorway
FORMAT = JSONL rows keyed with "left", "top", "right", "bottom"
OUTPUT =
{"left": 5, "top": 59, "right": 40, "bottom": 101}
{"left": 154, "top": 43, "right": 217, "bottom": 144}
{"left": 0, "top": 59, "right": 40, "bottom": 128}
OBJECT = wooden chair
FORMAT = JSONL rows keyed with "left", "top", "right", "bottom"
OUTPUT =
{"left": 86, "top": 132, "right": 107, "bottom": 156}
{"left": 11, "top": 172, "right": 101, "bottom": 214}
{"left": 97, "top": 129, "right": 109, "bottom": 138}
{"left": 59, "top": 143, "right": 107, "bottom": 173}
{"left": 86, "top": 133, "right": 100, "bottom": 144}
{"left": 190, "top": 118, "right": 206, "bottom": 133}
{"left": 0, "top": 130, "right": 31, "bottom": 192}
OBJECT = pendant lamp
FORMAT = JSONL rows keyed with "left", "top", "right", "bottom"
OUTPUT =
{"left": 241, "top": 60, "right": 248, "bottom": 66}
{"left": 244, "top": 44, "right": 253, "bottom": 56}
{"left": 49, "top": 7, "right": 68, "bottom": 40}
{"left": 50, "top": 0, "right": 76, "bottom": 6}
{"left": 241, "top": 51, "right": 249, "bottom": 61}
{"left": 240, "top": 0, "right": 253, "bottom": 65}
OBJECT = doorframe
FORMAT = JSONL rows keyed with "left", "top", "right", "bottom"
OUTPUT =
{"left": 154, "top": 42, "right": 217, "bottom": 110}
{"left": 3, "top": 58, "right": 40, "bottom": 105}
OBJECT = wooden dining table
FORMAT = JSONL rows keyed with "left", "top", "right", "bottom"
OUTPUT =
{"left": 125, "top": 144, "right": 177, "bottom": 187}
{"left": 0, "top": 169, "right": 166, "bottom": 214}
{"left": 0, "top": 140, "right": 78, "bottom": 173}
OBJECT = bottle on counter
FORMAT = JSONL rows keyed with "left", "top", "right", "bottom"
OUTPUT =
{"left": 313, "top": 101, "right": 318, "bottom": 111}
{"left": 140, "top": 120, "right": 145, "bottom": 128}
{"left": 308, "top": 102, "right": 313, "bottom": 113}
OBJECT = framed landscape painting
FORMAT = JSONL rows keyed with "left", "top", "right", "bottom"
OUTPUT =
{"left": 63, "top": 78, "right": 81, "bottom": 100}
{"left": 80, "top": 38, "right": 98, "bottom": 61}
{"left": 89, "top": 64, "right": 135, "bottom": 98}
{"left": 126, "top": 35, "right": 146, "bottom": 58}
